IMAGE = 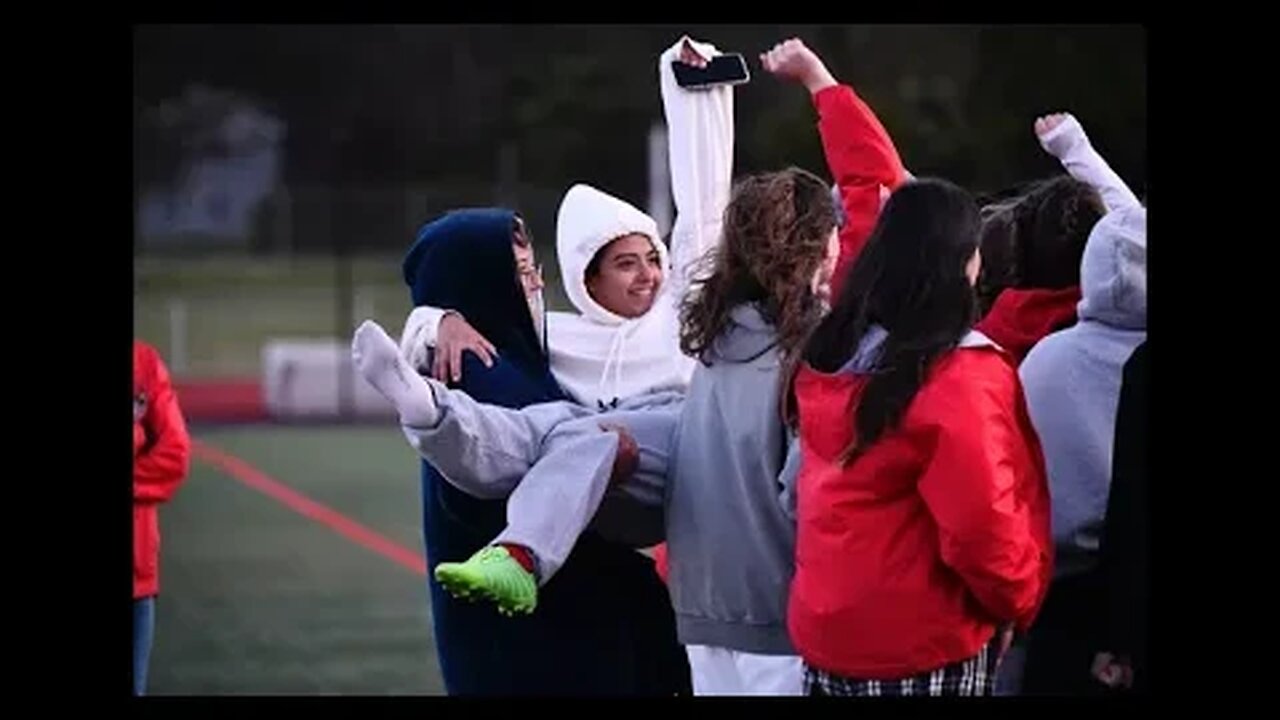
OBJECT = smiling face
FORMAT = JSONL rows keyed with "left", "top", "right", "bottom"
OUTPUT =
{"left": 584, "top": 233, "right": 664, "bottom": 318}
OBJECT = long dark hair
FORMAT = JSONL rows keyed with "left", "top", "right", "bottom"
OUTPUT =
{"left": 784, "top": 178, "right": 982, "bottom": 462}
{"left": 680, "top": 167, "right": 838, "bottom": 364}
{"left": 977, "top": 175, "right": 1103, "bottom": 313}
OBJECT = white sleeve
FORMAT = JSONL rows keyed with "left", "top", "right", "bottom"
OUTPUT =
{"left": 659, "top": 36, "right": 736, "bottom": 305}
{"left": 398, "top": 305, "right": 452, "bottom": 372}
{"left": 1038, "top": 114, "right": 1141, "bottom": 213}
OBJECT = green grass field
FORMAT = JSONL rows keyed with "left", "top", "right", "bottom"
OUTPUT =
{"left": 134, "top": 254, "right": 572, "bottom": 379}
{"left": 134, "top": 256, "right": 410, "bottom": 379}
{"left": 149, "top": 423, "right": 446, "bottom": 695}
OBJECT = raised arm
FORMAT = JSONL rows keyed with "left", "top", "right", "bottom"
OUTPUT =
{"left": 659, "top": 36, "right": 736, "bottom": 305}
{"left": 761, "top": 38, "right": 909, "bottom": 298}
{"left": 1036, "top": 112, "right": 1141, "bottom": 213}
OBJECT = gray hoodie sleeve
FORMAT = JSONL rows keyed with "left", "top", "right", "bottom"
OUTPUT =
{"left": 1038, "top": 113, "right": 1141, "bottom": 214}
{"left": 778, "top": 431, "right": 802, "bottom": 521}
{"left": 400, "top": 375, "right": 592, "bottom": 499}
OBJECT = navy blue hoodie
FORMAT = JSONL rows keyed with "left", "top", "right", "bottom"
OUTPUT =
{"left": 403, "top": 208, "right": 689, "bottom": 696}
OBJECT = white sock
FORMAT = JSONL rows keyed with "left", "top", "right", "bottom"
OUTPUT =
{"left": 352, "top": 320, "right": 440, "bottom": 427}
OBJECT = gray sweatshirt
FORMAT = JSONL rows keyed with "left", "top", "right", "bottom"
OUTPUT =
{"left": 665, "top": 303, "right": 797, "bottom": 655}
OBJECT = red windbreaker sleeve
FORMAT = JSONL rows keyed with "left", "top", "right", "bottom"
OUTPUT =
{"left": 812, "top": 84, "right": 908, "bottom": 298}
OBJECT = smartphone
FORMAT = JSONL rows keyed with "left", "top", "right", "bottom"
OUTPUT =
{"left": 671, "top": 53, "right": 751, "bottom": 90}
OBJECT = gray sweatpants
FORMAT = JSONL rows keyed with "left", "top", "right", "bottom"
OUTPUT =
{"left": 401, "top": 386, "right": 682, "bottom": 583}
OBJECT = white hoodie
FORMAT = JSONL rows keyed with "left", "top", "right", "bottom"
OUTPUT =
{"left": 545, "top": 184, "right": 687, "bottom": 408}
{"left": 400, "top": 36, "right": 734, "bottom": 410}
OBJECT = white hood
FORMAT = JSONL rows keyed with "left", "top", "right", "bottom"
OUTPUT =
{"left": 546, "top": 183, "right": 689, "bottom": 409}
{"left": 541, "top": 32, "right": 737, "bottom": 410}
{"left": 556, "top": 183, "right": 669, "bottom": 325}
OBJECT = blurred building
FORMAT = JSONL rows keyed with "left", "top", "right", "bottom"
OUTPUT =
{"left": 137, "top": 86, "right": 285, "bottom": 249}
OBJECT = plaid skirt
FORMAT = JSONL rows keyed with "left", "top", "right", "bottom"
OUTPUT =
{"left": 804, "top": 636, "right": 1002, "bottom": 697}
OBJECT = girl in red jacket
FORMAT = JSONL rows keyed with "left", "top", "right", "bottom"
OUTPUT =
{"left": 133, "top": 340, "right": 191, "bottom": 695}
{"left": 783, "top": 179, "right": 1052, "bottom": 696}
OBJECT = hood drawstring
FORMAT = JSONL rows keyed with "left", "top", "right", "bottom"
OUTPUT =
{"left": 596, "top": 320, "right": 634, "bottom": 411}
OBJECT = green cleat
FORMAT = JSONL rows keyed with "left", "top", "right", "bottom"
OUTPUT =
{"left": 434, "top": 545, "right": 538, "bottom": 615}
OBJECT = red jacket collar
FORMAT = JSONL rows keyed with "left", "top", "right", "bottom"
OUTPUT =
{"left": 975, "top": 287, "right": 1081, "bottom": 363}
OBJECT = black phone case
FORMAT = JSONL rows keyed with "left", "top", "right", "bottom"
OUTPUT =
{"left": 671, "top": 54, "right": 750, "bottom": 89}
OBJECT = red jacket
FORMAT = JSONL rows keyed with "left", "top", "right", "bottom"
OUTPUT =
{"left": 134, "top": 340, "right": 191, "bottom": 599}
{"left": 788, "top": 342, "right": 1052, "bottom": 679}
{"left": 975, "top": 286, "right": 1082, "bottom": 364}
{"left": 650, "top": 84, "right": 905, "bottom": 589}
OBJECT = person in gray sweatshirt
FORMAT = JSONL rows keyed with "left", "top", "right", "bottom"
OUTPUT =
{"left": 663, "top": 37, "right": 911, "bottom": 695}
{"left": 1017, "top": 199, "right": 1146, "bottom": 694}
{"left": 664, "top": 166, "right": 849, "bottom": 695}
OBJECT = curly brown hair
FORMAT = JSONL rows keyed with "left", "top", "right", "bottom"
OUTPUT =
{"left": 679, "top": 167, "right": 839, "bottom": 364}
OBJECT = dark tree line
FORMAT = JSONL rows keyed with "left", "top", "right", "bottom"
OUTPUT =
{"left": 134, "top": 24, "right": 1145, "bottom": 253}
